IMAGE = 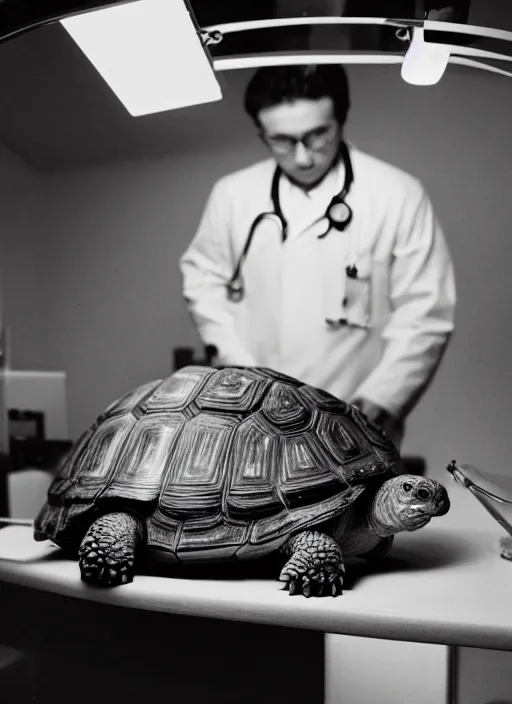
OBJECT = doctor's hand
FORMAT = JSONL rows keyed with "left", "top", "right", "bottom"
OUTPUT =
{"left": 350, "top": 397, "right": 403, "bottom": 449}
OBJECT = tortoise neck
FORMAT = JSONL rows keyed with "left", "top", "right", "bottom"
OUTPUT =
{"left": 366, "top": 484, "right": 402, "bottom": 538}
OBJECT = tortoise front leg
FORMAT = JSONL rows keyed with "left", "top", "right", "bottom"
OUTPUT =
{"left": 78, "top": 512, "right": 145, "bottom": 587}
{"left": 280, "top": 531, "right": 345, "bottom": 598}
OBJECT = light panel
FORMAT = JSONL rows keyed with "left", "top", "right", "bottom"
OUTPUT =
{"left": 61, "top": 0, "right": 222, "bottom": 117}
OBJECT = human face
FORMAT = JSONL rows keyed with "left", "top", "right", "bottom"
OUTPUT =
{"left": 257, "top": 97, "right": 342, "bottom": 189}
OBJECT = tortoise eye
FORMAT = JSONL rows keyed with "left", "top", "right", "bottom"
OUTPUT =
{"left": 403, "top": 482, "right": 414, "bottom": 493}
{"left": 416, "top": 487, "right": 432, "bottom": 501}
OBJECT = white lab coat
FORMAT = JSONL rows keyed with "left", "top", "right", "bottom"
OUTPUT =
{"left": 179, "top": 144, "right": 456, "bottom": 421}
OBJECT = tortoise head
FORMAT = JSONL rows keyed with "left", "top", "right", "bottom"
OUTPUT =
{"left": 372, "top": 475, "right": 451, "bottom": 534}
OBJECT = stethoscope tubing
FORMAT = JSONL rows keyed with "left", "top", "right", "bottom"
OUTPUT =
{"left": 227, "top": 142, "right": 355, "bottom": 302}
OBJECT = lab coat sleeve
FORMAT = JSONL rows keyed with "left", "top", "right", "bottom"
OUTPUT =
{"left": 179, "top": 180, "right": 258, "bottom": 366}
{"left": 351, "top": 189, "right": 456, "bottom": 420}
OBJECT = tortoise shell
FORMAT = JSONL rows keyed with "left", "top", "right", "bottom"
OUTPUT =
{"left": 34, "top": 366, "right": 402, "bottom": 562}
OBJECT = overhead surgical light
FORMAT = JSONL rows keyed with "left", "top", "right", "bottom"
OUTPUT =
{"left": 60, "top": 0, "right": 223, "bottom": 116}
{"left": 204, "top": 16, "right": 512, "bottom": 85}
{"left": 401, "top": 26, "right": 452, "bottom": 85}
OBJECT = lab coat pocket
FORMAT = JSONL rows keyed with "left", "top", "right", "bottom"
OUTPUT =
{"left": 343, "top": 255, "right": 373, "bottom": 329}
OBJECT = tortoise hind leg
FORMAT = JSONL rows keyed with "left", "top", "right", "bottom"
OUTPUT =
{"left": 78, "top": 512, "right": 145, "bottom": 587}
{"left": 279, "top": 531, "right": 345, "bottom": 598}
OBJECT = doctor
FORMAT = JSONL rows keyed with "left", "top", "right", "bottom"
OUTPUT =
{"left": 179, "top": 64, "right": 456, "bottom": 448}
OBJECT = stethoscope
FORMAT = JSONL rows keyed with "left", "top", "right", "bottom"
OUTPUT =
{"left": 226, "top": 141, "right": 357, "bottom": 303}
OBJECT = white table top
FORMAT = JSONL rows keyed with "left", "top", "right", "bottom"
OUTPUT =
{"left": 1, "top": 481, "right": 511, "bottom": 651}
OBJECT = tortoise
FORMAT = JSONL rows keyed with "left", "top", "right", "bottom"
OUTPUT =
{"left": 34, "top": 365, "right": 450, "bottom": 597}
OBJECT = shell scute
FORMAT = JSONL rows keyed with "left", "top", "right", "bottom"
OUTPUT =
{"left": 261, "top": 383, "right": 311, "bottom": 432}
{"left": 279, "top": 423, "right": 348, "bottom": 507}
{"left": 158, "top": 413, "right": 238, "bottom": 520}
{"left": 225, "top": 413, "right": 283, "bottom": 518}
{"left": 34, "top": 502, "right": 95, "bottom": 545}
{"left": 194, "top": 367, "right": 271, "bottom": 413}
{"left": 177, "top": 516, "right": 249, "bottom": 562}
{"left": 146, "top": 510, "right": 181, "bottom": 556}
{"left": 45, "top": 426, "right": 97, "bottom": 501}
{"left": 139, "top": 366, "right": 214, "bottom": 414}
{"left": 256, "top": 367, "right": 303, "bottom": 386}
{"left": 99, "top": 412, "right": 187, "bottom": 503}
{"left": 61, "top": 414, "right": 136, "bottom": 503}
{"left": 298, "top": 385, "right": 350, "bottom": 413}
{"left": 99, "top": 380, "right": 162, "bottom": 421}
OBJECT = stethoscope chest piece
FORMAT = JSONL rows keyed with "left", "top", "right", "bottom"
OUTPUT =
{"left": 328, "top": 201, "right": 351, "bottom": 225}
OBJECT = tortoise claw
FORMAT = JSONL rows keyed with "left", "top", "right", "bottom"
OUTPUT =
{"left": 331, "top": 578, "right": 343, "bottom": 597}
{"left": 280, "top": 572, "right": 344, "bottom": 597}
{"left": 280, "top": 531, "right": 345, "bottom": 597}
{"left": 280, "top": 566, "right": 344, "bottom": 598}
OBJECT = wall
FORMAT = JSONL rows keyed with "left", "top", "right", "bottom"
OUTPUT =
{"left": 0, "top": 140, "right": 46, "bottom": 370}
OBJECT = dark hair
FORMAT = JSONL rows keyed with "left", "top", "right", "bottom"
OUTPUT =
{"left": 244, "top": 64, "right": 351, "bottom": 127}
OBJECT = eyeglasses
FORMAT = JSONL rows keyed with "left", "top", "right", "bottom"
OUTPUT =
{"left": 262, "top": 123, "right": 338, "bottom": 155}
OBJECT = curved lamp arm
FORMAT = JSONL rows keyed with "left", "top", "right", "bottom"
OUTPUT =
{"left": 204, "top": 16, "right": 512, "bottom": 46}
{"left": 213, "top": 50, "right": 512, "bottom": 82}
